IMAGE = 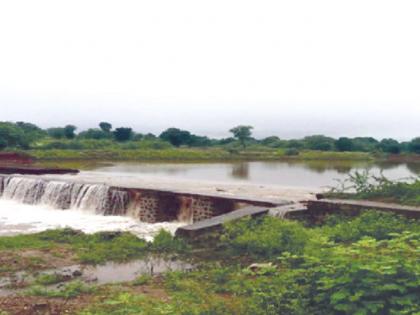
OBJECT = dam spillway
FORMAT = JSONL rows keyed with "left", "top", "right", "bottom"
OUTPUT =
{"left": 0, "top": 175, "right": 281, "bottom": 224}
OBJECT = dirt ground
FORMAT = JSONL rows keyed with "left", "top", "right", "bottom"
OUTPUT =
{"left": 0, "top": 295, "right": 92, "bottom": 315}
{"left": 0, "top": 248, "right": 77, "bottom": 278}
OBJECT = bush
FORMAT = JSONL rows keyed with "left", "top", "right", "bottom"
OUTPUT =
{"left": 151, "top": 229, "right": 189, "bottom": 253}
{"left": 285, "top": 148, "right": 299, "bottom": 156}
{"left": 323, "top": 210, "right": 419, "bottom": 242}
{"left": 221, "top": 217, "right": 310, "bottom": 258}
{"left": 303, "top": 233, "right": 420, "bottom": 314}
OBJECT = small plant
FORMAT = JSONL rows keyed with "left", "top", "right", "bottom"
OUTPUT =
{"left": 27, "top": 280, "right": 95, "bottom": 298}
{"left": 285, "top": 148, "right": 299, "bottom": 156}
{"left": 151, "top": 229, "right": 189, "bottom": 253}
{"left": 132, "top": 274, "right": 152, "bottom": 286}
{"left": 35, "top": 273, "right": 68, "bottom": 285}
{"left": 328, "top": 170, "right": 420, "bottom": 206}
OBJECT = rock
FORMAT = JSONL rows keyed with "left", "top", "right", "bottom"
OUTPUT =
{"left": 72, "top": 270, "right": 82, "bottom": 277}
{"left": 247, "top": 263, "right": 273, "bottom": 272}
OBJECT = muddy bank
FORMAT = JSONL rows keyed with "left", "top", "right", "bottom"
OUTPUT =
{"left": 0, "top": 152, "right": 33, "bottom": 164}
{"left": 0, "top": 166, "right": 79, "bottom": 175}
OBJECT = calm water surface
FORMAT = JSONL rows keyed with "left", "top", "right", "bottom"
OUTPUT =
{"left": 85, "top": 160, "right": 420, "bottom": 189}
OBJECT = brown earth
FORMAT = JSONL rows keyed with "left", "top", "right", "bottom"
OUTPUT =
{"left": 0, "top": 153, "right": 33, "bottom": 165}
{"left": 0, "top": 294, "right": 92, "bottom": 315}
{"left": 0, "top": 248, "right": 77, "bottom": 278}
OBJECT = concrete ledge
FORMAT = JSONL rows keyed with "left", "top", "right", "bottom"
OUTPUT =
{"left": 307, "top": 199, "right": 420, "bottom": 218}
{"left": 176, "top": 206, "right": 270, "bottom": 238}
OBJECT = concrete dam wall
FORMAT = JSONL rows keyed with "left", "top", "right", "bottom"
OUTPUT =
{"left": 0, "top": 176, "right": 278, "bottom": 223}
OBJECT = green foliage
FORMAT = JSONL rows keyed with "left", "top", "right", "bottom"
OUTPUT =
{"left": 285, "top": 148, "right": 299, "bottom": 156}
{"left": 78, "top": 128, "right": 111, "bottom": 140}
{"left": 47, "top": 127, "right": 66, "bottom": 139}
{"left": 27, "top": 280, "right": 95, "bottom": 298}
{"left": 151, "top": 229, "right": 189, "bottom": 253}
{"left": 0, "top": 229, "right": 149, "bottom": 264}
{"left": 99, "top": 122, "right": 112, "bottom": 133}
{"left": 2, "top": 211, "right": 418, "bottom": 315}
{"left": 113, "top": 127, "right": 133, "bottom": 142}
{"left": 261, "top": 136, "right": 287, "bottom": 148}
{"left": 304, "top": 135, "right": 335, "bottom": 151}
{"left": 221, "top": 217, "right": 310, "bottom": 258}
{"left": 335, "top": 137, "right": 354, "bottom": 151}
{"left": 229, "top": 125, "right": 253, "bottom": 148}
{"left": 15, "top": 121, "right": 47, "bottom": 144}
{"left": 323, "top": 210, "right": 419, "bottom": 242}
{"left": 0, "top": 138, "right": 7, "bottom": 150}
{"left": 408, "top": 137, "right": 420, "bottom": 154}
{"left": 75, "top": 232, "right": 148, "bottom": 264}
{"left": 64, "top": 124, "right": 77, "bottom": 139}
{"left": 0, "top": 122, "right": 27, "bottom": 149}
{"left": 330, "top": 170, "right": 420, "bottom": 206}
{"left": 35, "top": 272, "right": 68, "bottom": 285}
{"left": 29, "top": 147, "right": 234, "bottom": 161}
{"left": 1, "top": 120, "right": 419, "bottom": 156}
{"left": 132, "top": 274, "right": 152, "bottom": 286}
{"left": 380, "top": 138, "right": 402, "bottom": 154}
{"left": 159, "top": 128, "right": 192, "bottom": 147}
{"left": 302, "top": 233, "right": 420, "bottom": 314}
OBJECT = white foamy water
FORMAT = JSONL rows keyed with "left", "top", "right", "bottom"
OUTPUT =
{"left": 0, "top": 200, "right": 184, "bottom": 240}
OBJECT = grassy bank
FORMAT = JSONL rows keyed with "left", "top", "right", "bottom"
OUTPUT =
{"left": 0, "top": 210, "right": 419, "bottom": 314}
{"left": 326, "top": 171, "right": 420, "bottom": 206}
{"left": 26, "top": 148, "right": 373, "bottom": 162}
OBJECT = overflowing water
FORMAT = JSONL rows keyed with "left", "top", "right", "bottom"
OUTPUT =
{"left": 0, "top": 176, "right": 185, "bottom": 239}
{"left": 0, "top": 176, "right": 116, "bottom": 213}
{"left": 0, "top": 199, "right": 183, "bottom": 239}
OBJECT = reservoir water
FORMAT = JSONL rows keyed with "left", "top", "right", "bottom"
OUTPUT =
{"left": 1, "top": 160, "right": 418, "bottom": 237}
{"left": 82, "top": 160, "right": 419, "bottom": 189}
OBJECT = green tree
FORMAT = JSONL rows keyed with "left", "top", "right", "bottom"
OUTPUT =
{"left": 159, "top": 128, "right": 192, "bottom": 147}
{"left": 351, "top": 137, "right": 379, "bottom": 152}
{"left": 229, "top": 125, "right": 253, "bottom": 148}
{"left": 335, "top": 137, "right": 353, "bottom": 151}
{"left": 47, "top": 127, "right": 66, "bottom": 139}
{"left": 408, "top": 137, "right": 420, "bottom": 154}
{"left": 64, "top": 125, "right": 77, "bottom": 139}
{"left": 304, "top": 135, "right": 335, "bottom": 151}
{"left": 0, "top": 138, "right": 7, "bottom": 150}
{"left": 99, "top": 122, "right": 112, "bottom": 133}
{"left": 0, "top": 122, "right": 26, "bottom": 148}
{"left": 78, "top": 129, "right": 110, "bottom": 140}
{"left": 16, "top": 122, "right": 46, "bottom": 144}
{"left": 379, "top": 138, "right": 401, "bottom": 154}
{"left": 261, "top": 136, "right": 287, "bottom": 148}
{"left": 113, "top": 127, "right": 133, "bottom": 142}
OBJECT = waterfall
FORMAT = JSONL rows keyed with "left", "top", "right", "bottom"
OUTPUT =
{"left": 0, "top": 176, "right": 116, "bottom": 215}
{"left": 2, "top": 177, "right": 46, "bottom": 204}
{"left": 0, "top": 175, "right": 219, "bottom": 223}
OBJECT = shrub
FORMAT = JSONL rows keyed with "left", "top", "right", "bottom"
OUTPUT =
{"left": 285, "top": 148, "right": 299, "bottom": 156}
{"left": 221, "top": 217, "right": 310, "bottom": 258}
{"left": 27, "top": 280, "right": 95, "bottom": 298}
{"left": 151, "top": 229, "right": 189, "bottom": 253}
{"left": 323, "top": 210, "right": 419, "bottom": 242}
{"left": 305, "top": 233, "right": 420, "bottom": 314}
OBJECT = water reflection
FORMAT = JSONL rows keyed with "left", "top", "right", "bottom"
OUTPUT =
{"left": 36, "top": 160, "right": 419, "bottom": 189}
{"left": 231, "top": 162, "right": 250, "bottom": 179}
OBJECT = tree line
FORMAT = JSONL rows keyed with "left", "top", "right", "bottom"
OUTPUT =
{"left": 0, "top": 121, "right": 420, "bottom": 154}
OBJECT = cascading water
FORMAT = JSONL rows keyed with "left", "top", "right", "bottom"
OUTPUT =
{"left": 0, "top": 176, "right": 113, "bottom": 214}
{"left": 0, "top": 175, "right": 185, "bottom": 239}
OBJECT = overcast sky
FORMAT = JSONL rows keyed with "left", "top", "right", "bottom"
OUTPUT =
{"left": 1, "top": 0, "right": 419, "bottom": 140}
